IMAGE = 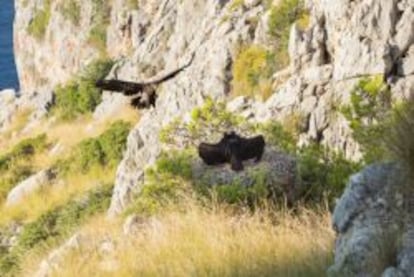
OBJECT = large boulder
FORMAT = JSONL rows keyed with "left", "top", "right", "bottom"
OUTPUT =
{"left": 328, "top": 163, "right": 414, "bottom": 277}
{"left": 192, "top": 147, "right": 299, "bottom": 204}
{"left": 6, "top": 169, "right": 56, "bottom": 206}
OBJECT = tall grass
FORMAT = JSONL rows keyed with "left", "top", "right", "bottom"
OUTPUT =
{"left": 0, "top": 166, "right": 116, "bottom": 226}
{"left": 45, "top": 202, "right": 334, "bottom": 277}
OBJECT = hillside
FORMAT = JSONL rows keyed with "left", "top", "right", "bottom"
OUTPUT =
{"left": 0, "top": 0, "right": 413, "bottom": 276}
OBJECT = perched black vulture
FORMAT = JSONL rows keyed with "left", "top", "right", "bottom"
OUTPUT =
{"left": 198, "top": 132, "right": 265, "bottom": 172}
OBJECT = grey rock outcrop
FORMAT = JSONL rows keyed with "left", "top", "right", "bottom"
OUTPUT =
{"left": 35, "top": 233, "right": 87, "bottom": 277}
{"left": 6, "top": 169, "right": 56, "bottom": 206}
{"left": 14, "top": 0, "right": 100, "bottom": 94}
{"left": 193, "top": 147, "right": 299, "bottom": 204}
{"left": 0, "top": 89, "right": 18, "bottom": 132}
{"left": 328, "top": 163, "right": 414, "bottom": 277}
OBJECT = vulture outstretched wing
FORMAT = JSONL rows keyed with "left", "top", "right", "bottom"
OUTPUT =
{"left": 95, "top": 80, "right": 145, "bottom": 96}
{"left": 95, "top": 53, "right": 195, "bottom": 95}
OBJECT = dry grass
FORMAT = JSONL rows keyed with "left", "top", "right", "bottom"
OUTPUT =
{"left": 0, "top": 108, "right": 32, "bottom": 146}
{"left": 35, "top": 202, "right": 334, "bottom": 277}
{"left": 0, "top": 166, "right": 116, "bottom": 226}
{"left": 0, "top": 105, "right": 138, "bottom": 160}
{"left": 0, "top": 105, "right": 138, "bottom": 226}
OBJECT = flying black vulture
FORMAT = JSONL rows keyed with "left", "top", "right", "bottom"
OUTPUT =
{"left": 95, "top": 54, "right": 195, "bottom": 108}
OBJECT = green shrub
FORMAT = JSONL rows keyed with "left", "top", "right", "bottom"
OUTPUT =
{"left": 232, "top": 45, "right": 276, "bottom": 100}
{"left": 0, "top": 134, "right": 48, "bottom": 202}
{"left": 255, "top": 121, "right": 297, "bottom": 154}
{"left": 60, "top": 0, "right": 81, "bottom": 25}
{"left": 53, "top": 58, "right": 113, "bottom": 121}
{"left": 99, "top": 121, "right": 132, "bottom": 166}
{"left": 27, "top": 0, "right": 51, "bottom": 40}
{"left": 88, "top": 25, "right": 108, "bottom": 54}
{"left": 268, "top": 0, "right": 308, "bottom": 68}
{"left": 213, "top": 181, "right": 268, "bottom": 206}
{"left": 56, "top": 121, "right": 131, "bottom": 175}
{"left": 75, "top": 139, "right": 105, "bottom": 173}
{"left": 126, "top": 150, "right": 195, "bottom": 216}
{"left": 297, "top": 143, "right": 362, "bottom": 205}
{"left": 0, "top": 134, "right": 48, "bottom": 172}
{"left": 88, "top": 0, "right": 111, "bottom": 54}
{"left": 160, "top": 97, "right": 246, "bottom": 146}
{"left": 341, "top": 76, "right": 391, "bottom": 163}
{"left": 0, "top": 184, "right": 113, "bottom": 276}
{"left": 127, "top": 0, "right": 139, "bottom": 9}
{"left": 229, "top": 0, "right": 244, "bottom": 11}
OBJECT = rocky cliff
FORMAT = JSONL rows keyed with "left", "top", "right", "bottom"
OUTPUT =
{"left": 3, "top": 0, "right": 414, "bottom": 275}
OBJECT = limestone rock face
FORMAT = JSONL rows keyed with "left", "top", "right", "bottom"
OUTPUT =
{"left": 328, "top": 163, "right": 414, "bottom": 277}
{"left": 107, "top": 0, "right": 266, "bottom": 216}
{"left": 14, "top": 0, "right": 101, "bottom": 94}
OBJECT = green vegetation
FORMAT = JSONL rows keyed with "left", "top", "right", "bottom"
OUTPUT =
{"left": 229, "top": 0, "right": 244, "bottom": 11}
{"left": 297, "top": 143, "right": 361, "bottom": 203}
{"left": 257, "top": 121, "right": 361, "bottom": 204}
{"left": 0, "top": 135, "right": 48, "bottom": 203}
{"left": 212, "top": 169, "right": 269, "bottom": 205}
{"left": 88, "top": 0, "right": 111, "bottom": 54}
{"left": 0, "top": 184, "right": 113, "bottom": 276}
{"left": 27, "top": 0, "right": 51, "bottom": 40}
{"left": 60, "top": 0, "right": 81, "bottom": 26}
{"left": 126, "top": 150, "right": 195, "bottom": 216}
{"left": 53, "top": 58, "right": 114, "bottom": 121}
{"left": 268, "top": 0, "right": 308, "bottom": 68}
{"left": 159, "top": 99, "right": 361, "bottom": 208}
{"left": 127, "top": 0, "right": 139, "bottom": 9}
{"left": 232, "top": 45, "right": 276, "bottom": 100}
{"left": 341, "top": 75, "right": 391, "bottom": 163}
{"left": 385, "top": 100, "right": 414, "bottom": 175}
{"left": 56, "top": 120, "right": 131, "bottom": 175}
{"left": 160, "top": 97, "right": 245, "bottom": 145}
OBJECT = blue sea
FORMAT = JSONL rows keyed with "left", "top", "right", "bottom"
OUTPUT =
{"left": 0, "top": 0, "right": 19, "bottom": 90}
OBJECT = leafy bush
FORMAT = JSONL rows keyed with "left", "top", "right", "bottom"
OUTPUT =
{"left": 99, "top": 121, "right": 132, "bottom": 167}
{"left": 214, "top": 181, "right": 268, "bottom": 206}
{"left": 57, "top": 121, "right": 131, "bottom": 175}
{"left": 229, "top": 0, "right": 244, "bottom": 11}
{"left": 256, "top": 121, "right": 297, "bottom": 154}
{"left": 341, "top": 76, "right": 391, "bottom": 163}
{"left": 0, "top": 185, "right": 113, "bottom": 276}
{"left": 160, "top": 97, "right": 246, "bottom": 146}
{"left": 383, "top": 100, "right": 414, "bottom": 177}
{"left": 75, "top": 139, "right": 105, "bottom": 172}
{"left": 88, "top": 25, "right": 108, "bottom": 54}
{"left": 53, "top": 58, "right": 114, "bottom": 121}
{"left": 232, "top": 45, "right": 276, "bottom": 100}
{"left": 27, "top": 0, "right": 51, "bottom": 40}
{"left": 0, "top": 134, "right": 48, "bottom": 172}
{"left": 297, "top": 143, "right": 362, "bottom": 205}
{"left": 60, "top": 0, "right": 81, "bottom": 26}
{"left": 0, "top": 135, "right": 48, "bottom": 202}
{"left": 268, "top": 0, "right": 308, "bottom": 68}
{"left": 127, "top": 0, "right": 139, "bottom": 9}
{"left": 88, "top": 0, "right": 111, "bottom": 53}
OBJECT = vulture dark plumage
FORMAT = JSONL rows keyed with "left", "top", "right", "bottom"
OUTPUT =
{"left": 95, "top": 54, "right": 195, "bottom": 108}
{"left": 198, "top": 132, "right": 265, "bottom": 172}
